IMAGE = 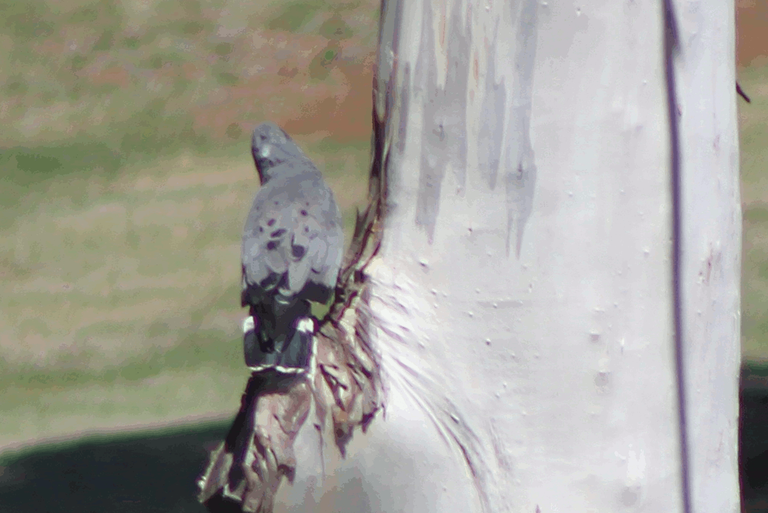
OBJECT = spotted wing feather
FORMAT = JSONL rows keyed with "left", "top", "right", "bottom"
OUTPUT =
{"left": 241, "top": 166, "right": 342, "bottom": 307}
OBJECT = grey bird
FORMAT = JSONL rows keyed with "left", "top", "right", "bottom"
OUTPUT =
{"left": 241, "top": 122, "right": 344, "bottom": 373}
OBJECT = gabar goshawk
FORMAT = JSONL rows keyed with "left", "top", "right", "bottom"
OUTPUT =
{"left": 240, "top": 122, "right": 343, "bottom": 374}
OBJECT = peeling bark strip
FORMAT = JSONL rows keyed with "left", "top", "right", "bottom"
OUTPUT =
{"left": 312, "top": 17, "right": 398, "bottom": 450}
{"left": 312, "top": 203, "right": 385, "bottom": 453}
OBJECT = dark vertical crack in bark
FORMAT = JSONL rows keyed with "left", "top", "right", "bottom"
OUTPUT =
{"left": 663, "top": 2, "right": 692, "bottom": 513}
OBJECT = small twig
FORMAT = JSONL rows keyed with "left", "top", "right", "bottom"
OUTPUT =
{"left": 737, "top": 81, "right": 751, "bottom": 103}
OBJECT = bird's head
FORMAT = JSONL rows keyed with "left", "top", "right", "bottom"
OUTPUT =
{"left": 250, "top": 122, "right": 312, "bottom": 184}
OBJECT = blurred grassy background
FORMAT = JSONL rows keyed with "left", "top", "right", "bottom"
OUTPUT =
{"left": 0, "top": 0, "right": 767, "bottom": 511}
{"left": 0, "top": 0, "right": 376, "bottom": 450}
{"left": 740, "top": 61, "right": 768, "bottom": 363}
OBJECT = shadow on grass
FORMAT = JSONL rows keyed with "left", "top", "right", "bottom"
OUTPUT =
{"left": 0, "top": 419, "right": 230, "bottom": 513}
{"left": 742, "top": 363, "right": 768, "bottom": 512}
{"left": 0, "top": 371, "right": 767, "bottom": 512}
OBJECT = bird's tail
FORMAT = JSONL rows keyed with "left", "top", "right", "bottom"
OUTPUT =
{"left": 242, "top": 312, "right": 315, "bottom": 374}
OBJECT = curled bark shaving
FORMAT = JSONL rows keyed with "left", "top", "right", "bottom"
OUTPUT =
{"left": 314, "top": 213, "right": 383, "bottom": 452}
{"left": 312, "top": 52, "right": 395, "bottom": 450}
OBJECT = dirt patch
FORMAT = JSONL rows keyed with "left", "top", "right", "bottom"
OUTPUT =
{"left": 89, "top": 66, "right": 132, "bottom": 87}
{"left": 738, "top": 0, "right": 768, "bottom": 67}
{"left": 182, "top": 17, "right": 377, "bottom": 145}
{"left": 283, "top": 55, "right": 375, "bottom": 142}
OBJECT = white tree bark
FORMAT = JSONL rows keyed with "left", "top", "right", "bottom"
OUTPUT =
{"left": 211, "top": 1, "right": 741, "bottom": 512}
{"left": 673, "top": 2, "right": 741, "bottom": 512}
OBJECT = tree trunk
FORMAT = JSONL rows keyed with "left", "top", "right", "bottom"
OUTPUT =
{"left": 200, "top": 0, "right": 741, "bottom": 511}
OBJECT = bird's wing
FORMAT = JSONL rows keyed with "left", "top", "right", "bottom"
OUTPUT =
{"left": 241, "top": 184, "right": 292, "bottom": 305}
{"left": 282, "top": 205, "right": 343, "bottom": 303}
{"left": 241, "top": 172, "right": 343, "bottom": 306}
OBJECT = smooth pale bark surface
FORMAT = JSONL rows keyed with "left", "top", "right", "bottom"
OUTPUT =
{"left": 274, "top": 1, "right": 740, "bottom": 512}
{"left": 675, "top": 3, "right": 741, "bottom": 512}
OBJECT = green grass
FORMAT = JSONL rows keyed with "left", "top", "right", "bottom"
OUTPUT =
{"left": 0, "top": 0, "right": 378, "bottom": 152}
{"left": 0, "top": 368, "right": 242, "bottom": 449}
{"left": 0, "top": 0, "right": 377, "bottom": 451}
{"left": 0, "top": 144, "right": 369, "bottom": 440}
{"left": 739, "top": 64, "right": 768, "bottom": 361}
